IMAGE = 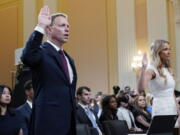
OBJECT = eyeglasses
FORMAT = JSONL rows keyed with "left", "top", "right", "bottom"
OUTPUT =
{"left": 131, "top": 95, "right": 138, "bottom": 98}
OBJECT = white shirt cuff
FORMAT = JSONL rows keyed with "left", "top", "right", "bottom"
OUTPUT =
{"left": 34, "top": 26, "right": 45, "bottom": 35}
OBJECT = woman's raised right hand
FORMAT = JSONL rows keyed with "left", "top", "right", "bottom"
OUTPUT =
{"left": 142, "top": 53, "right": 148, "bottom": 69}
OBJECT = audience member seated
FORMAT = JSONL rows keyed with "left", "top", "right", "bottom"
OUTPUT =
{"left": 0, "top": 84, "right": 23, "bottom": 135}
{"left": 133, "top": 95, "right": 152, "bottom": 133}
{"left": 116, "top": 95, "right": 142, "bottom": 133}
{"left": 89, "top": 98, "right": 100, "bottom": 116}
{"left": 76, "top": 86, "right": 103, "bottom": 135}
{"left": 116, "top": 90, "right": 125, "bottom": 99}
{"left": 124, "top": 86, "right": 131, "bottom": 94}
{"left": 16, "top": 80, "right": 34, "bottom": 135}
{"left": 11, "top": 64, "right": 32, "bottom": 108}
{"left": 95, "top": 92, "right": 105, "bottom": 118}
{"left": 113, "top": 85, "right": 120, "bottom": 96}
{"left": 99, "top": 95, "right": 118, "bottom": 123}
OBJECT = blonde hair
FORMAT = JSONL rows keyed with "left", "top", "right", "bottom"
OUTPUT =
{"left": 150, "top": 39, "right": 171, "bottom": 83}
{"left": 134, "top": 95, "right": 147, "bottom": 110}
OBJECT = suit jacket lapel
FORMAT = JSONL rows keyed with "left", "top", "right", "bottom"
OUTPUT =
{"left": 78, "top": 105, "right": 92, "bottom": 125}
{"left": 24, "top": 102, "right": 32, "bottom": 121}
{"left": 42, "top": 42, "right": 69, "bottom": 83}
{"left": 25, "top": 102, "right": 31, "bottom": 114}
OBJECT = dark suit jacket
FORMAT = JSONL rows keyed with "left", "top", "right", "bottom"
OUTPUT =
{"left": 21, "top": 31, "right": 77, "bottom": 135}
{"left": 16, "top": 102, "right": 32, "bottom": 135}
{"left": 76, "top": 104, "right": 103, "bottom": 135}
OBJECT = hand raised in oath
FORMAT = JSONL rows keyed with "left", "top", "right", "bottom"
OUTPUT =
{"left": 37, "top": 5, "right": 51, "bottom": 29}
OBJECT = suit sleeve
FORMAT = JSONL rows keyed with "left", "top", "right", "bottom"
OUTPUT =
{"left": 21, "top": 31, "right": 44, "bottom": 67}
{"left": 16, "top": 109, "right": 29, "bottom": 135}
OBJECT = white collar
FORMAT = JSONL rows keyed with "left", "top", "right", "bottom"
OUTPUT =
{"left": 26, "top": 100, "right": 32, "bottom": 109}
{"left": 47, "top": 40, "right": 63, "bottom": 51}
{"left": 78, "top": 103, "right": 89, "bottom": 110}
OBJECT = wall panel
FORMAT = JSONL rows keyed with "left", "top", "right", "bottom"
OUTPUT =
{"left": 0, "top": 0, "right": 23, "bottom": 87}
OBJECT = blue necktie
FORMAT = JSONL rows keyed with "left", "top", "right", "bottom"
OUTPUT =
{"left": 85, "top": 107, "right": 102, "bottom": 134}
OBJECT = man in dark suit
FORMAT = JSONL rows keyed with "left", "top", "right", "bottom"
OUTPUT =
{"left": 76, "top": 86, "right": 103, "bottom": 135}
{"left": 16, "top": 80, "right": 34, "bottom": 135}
{"left": 21, "top": 6, "right": 77, "bottom": 135}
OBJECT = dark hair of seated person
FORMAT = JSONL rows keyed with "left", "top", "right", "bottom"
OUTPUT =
{"left": 0, "top": 85, "right": 15, "bottom": 116}
{"left": 113, "top": 85, "right": 120, "bottom": 95}
{"left": 99, "top": 95, "right": 118, "bottom": 123}
{"left": 0, "top": 84, "right": 22, "bottom": 135}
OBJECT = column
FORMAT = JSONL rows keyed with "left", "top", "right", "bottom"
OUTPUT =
{"left": 147, "top": 0, "right": 168, "bottom": 44}
{"left": 116, "top": 0, "right": 137, "bottom": 89}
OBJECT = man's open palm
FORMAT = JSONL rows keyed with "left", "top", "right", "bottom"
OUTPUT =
{"left": 38, "top": 6, "right": 51, "bottom": 28}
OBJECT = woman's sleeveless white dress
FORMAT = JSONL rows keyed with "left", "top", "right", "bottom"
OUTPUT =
{"left": 148, "top": 65, "right": 177, "bottom": 117}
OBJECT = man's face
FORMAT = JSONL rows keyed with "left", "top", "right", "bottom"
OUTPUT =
{"left": 25, "top": 88, "right": 34, "bottom": 100}
{"left": 124, "top": 87, "right": 130, "bottom": 93}
{"left": 49, "top": 16, "right": 69, "bottom": 45}
{"left": 78, "top": 89, "right": 91, "bottom": 105}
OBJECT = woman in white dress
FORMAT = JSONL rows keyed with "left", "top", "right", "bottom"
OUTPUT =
{"left": 138, "top": 39, "right": 178, "bottom": 117}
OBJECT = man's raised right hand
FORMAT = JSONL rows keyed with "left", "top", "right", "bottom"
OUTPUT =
{"left": 37, "top": 6, "right": 51, "bottom": 29}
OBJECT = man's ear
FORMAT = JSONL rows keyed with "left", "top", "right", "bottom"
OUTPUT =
{"left": 77, "top": 95, "right": 81, "bottom": 100}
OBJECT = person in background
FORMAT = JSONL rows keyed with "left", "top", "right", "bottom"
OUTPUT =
{"left": 94, "top": 92, "right": 104, "bottom": 118}
{"left": 124, "top": 86, "right": 131, "bottom": 94}
{"left": 113, "top": 85, "right": 120, "bottom": 96}
{"left": 99, "top": 95, "right": 118, "bottom": 123}
{"left": 116, "top": 95, "right": 141, "bottom": 132}
{"left": 89, "top": 98, "right": 99, "bottom": 115}
{"left": 116, "top": 90, "right": 125, "bottom": 99}
{"left": 0, "top": 84, "right": 23, "bottom": 135}
{"left": 133, "top": 95, "right": 151, "bottom": 133}
{"left": 76, "top": 86, "right": 103, "bottom": 135}
{"left": 16, "top": 80, "right": 34, "bottom": 135}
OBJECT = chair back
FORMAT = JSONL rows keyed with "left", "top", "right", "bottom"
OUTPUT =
{"left": 102, "top": 120, "right": 129, "bottom": 135}
{"left": 76, "top": 124, "right": 91, "bottom": 135}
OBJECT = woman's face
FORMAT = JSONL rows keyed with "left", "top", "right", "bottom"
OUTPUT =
{"left": 159, "top": 43, "right": 170, "bottom": 62}
{"left": 109, "top": 97, "right": 117, "bottom": 110}
{"left": 137, "top": 96, "right": 146, "bottom": 108}
{"left": 0, "top": 87, "right": 11, "bottom": 105}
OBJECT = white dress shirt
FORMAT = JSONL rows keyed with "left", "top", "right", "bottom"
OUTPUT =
{"left": 117, "top": 107, "right": 137, "bottom": 129}
{"left": 26, "top": 100, "right": 32, "bottom": 109}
